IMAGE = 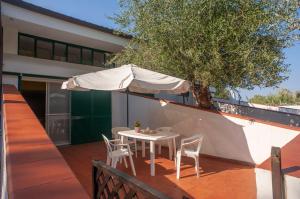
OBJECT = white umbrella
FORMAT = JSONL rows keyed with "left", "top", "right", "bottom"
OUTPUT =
{"left": 62, "top": 64, "right": 190, "bottom": 94}
{"left": 62, "top": 64, "right": 190, "bottom": 126}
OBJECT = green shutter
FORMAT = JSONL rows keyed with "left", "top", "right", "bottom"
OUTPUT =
{"left": 71, "top": 90, "right": 112, "bottom": 144}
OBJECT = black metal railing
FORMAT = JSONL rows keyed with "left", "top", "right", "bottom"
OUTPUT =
{"left": 92, "top": 160, "right": 171, "bottom": 199}
{"left": 214, "top": 101, "right": 300, "bottom": 127}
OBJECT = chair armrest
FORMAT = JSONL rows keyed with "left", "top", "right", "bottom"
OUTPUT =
{"left": 179, "top": 139, "right": 200, "bottom": 152}
{"left": 181, "top": 139, "right": 200, "bottom": 147}
{"left": 110, "top": 139, "right": 121, "bottom": 143}
{"left": 114, "top": 143, "right": 131, "bottom": 149}
{"left": 180, "top": 135, "right": 201, "bottom": 145}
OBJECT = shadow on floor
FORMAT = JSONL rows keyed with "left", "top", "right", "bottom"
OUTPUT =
{"left": 58, "top": 142, "right": 256, "bottom": 199}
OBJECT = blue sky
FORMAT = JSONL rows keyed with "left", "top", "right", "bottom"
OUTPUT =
{"left": 25, "top": 0, "right": 300, "bottom": 101}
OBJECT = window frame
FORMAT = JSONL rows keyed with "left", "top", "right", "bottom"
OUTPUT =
{"left": 18, "top": 33, "right": 111, "bottom": 67}
{"left": 67, "top": 44, "right": 82, "bottom": 64}
{"left": 35, "top": 38, "right": 54, "bottom": 60}
{"left": 92, "top": 49, "right": 106, "bottom": 67}
{"left": 81, "top": 47, "right": 93, "bottom": 65}
{"left": 53, "top": 41, "right": 67, "bottom": 62}
{"left": 18, "top": 34, "right": 36, "bottom": 57}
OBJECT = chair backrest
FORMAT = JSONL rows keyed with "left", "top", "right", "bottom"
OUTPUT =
{"left": 102, "top": 134, "right": 113, "bottom": 153}
{"left": 196, "top": 135, "right": 204, "bottom": 154}
{"left": 182, "top": 134, "right": 204, "bottom": 154}
{"left": 155, "top": 127, "right": 172, "bottom": 132}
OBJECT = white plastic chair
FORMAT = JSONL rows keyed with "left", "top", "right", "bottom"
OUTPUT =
{"left": 176, "top": 134, "right": 204, "bottom": 179}
{"left": 112, "top": 127, "right": 138, "bottom": 158}
{"left": 155, "top": 127, "right": 173, "bottom": 155}
{"left": 102, "top": 134, "right": 136, "bottom": 176}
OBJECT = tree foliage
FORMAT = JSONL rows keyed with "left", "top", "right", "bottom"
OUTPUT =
{"left": 249, "top": 89, "right": 300, "bottom": 106}
{"left": 111, "top": 0, "right": 300, "bottom": 108}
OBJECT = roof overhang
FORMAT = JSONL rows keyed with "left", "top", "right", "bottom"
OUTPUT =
{"left": 1, "top": 1, "right": 131, "bottom": 52}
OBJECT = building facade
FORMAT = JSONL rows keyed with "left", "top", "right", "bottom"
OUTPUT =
{"left": 1, "top": 0, "right": 130, "bottom": 145}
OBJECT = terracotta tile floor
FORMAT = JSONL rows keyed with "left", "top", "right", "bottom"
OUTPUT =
{"left": 58, "top": 142, "right": 257, "bottom": 199}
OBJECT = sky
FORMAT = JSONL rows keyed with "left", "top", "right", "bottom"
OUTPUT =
{"left": 24, "top": 0, "right": 300, "bottom": 101}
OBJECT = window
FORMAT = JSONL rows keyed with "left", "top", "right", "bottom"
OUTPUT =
{"left": 19, "top": 35, "right": 35, "bottom": 56}
{"left": 93, "top": 51, "right": 105, "bottom": 66}
{"left": 54, "top": 43, "right": 67, "bottom": 61}
{"left": 82, "top": 48, "right": 92, "bottom": 65}
{"left": 36, "top": 40, "right": 53, "bottom": 59}
{"left": 68, "top": 46, "right": 81, "bottom": 64}
{"left": 18, "top": 33, "right": 113, "bottom": 67}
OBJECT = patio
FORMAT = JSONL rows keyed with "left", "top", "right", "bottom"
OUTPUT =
{"left": 58, "top": 142, "right": 256, "bottom": 199}
{"left": 4, "top": 84, "right": 299, "bottom": 199}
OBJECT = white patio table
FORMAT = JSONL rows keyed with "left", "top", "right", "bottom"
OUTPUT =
{"left": 118, "top": 129, "right": 179, "bottom": 176}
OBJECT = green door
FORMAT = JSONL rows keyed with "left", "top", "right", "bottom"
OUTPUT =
{"left": 71, "top": 90, "right": 112, "bottom": 144}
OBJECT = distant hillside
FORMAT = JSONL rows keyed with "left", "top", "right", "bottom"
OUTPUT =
{"left": 249, "top": 89, "right": 300, "bottom": 106}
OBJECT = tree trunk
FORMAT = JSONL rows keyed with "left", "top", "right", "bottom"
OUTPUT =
{"left": 192, "top": 84, "right": 212, "bottom": 108}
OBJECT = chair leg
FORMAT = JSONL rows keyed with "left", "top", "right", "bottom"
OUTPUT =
{"left": 168, "top": 140, "right": 173, "bottom": 160}
{"left": 195, "top": 156, "right": 199, "bottom": 178}
{"left": 134, "top": 139, "right": 138, "bottom": 158}
{"left": 176, "top": 154, "right": 181, "bottom": 179}
{"left": 142, "top": 141, "right": 145, "bottom": 158}
{"left": 158, "top": 144, "right": 162, "bottom": 154}
{"left": 128, "top": 154, "right": 136, "bottom": 176}
{"left": 123, "top": 156, "right": 128, "bottom": 168}
{"left": 106, "top": 156, "right": 111, "bottom": 165}
{"left": 111, "top": 158, "right": 115, "bottom": 168}
{"left": 174, "top": 156, "right": 177, "bottom": 167}
{"left": 114, "top": 158, "right": 119, "bottom": 168}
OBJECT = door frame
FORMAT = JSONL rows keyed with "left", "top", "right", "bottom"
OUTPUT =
{"left": 20, "top": 76, "right": 71, "bottom": 146}
{"left": 45, "top": 82, "right": 71, "bottom": 146}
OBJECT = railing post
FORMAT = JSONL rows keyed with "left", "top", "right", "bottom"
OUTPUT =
{"left": 92, "top": 165, "right": 98, "bottom": 199}
{"left": 271, "top": 147, "right": 285, "bottom": 199}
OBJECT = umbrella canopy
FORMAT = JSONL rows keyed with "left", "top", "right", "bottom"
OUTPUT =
{"left": 62, "top": 64, "right": 190, "bottom": 94}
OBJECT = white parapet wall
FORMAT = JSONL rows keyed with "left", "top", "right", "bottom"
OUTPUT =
{"left": 112, "top": 92, "right": 299, "bottom": 165}
{"left": 255, "top": 168, "right": 300, "bottom": 199}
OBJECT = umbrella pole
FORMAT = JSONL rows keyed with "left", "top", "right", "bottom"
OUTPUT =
{"left": 126, "top": 90, "right": 129, "bottom": 127}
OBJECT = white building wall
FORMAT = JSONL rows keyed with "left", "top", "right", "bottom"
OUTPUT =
{"left": 3, "top": 26, "right": 18, "bottom": 54}
{"left": 1, "top": 0, "right": 131, "bottom": 85}
{"left": 1, "top": 2, "right": 129, "bottom": 52}
{"left": 112, "top": 93, "right": 300, "bottom": 198}
{"left": 3, "top": 54, "right": 102, "bottom": 78}
{"left": 2, "top": 75, "right": 18, "bottom": 89}
{"left": 255, "top": 168, "right": 300, "bottom": 199}
{"left": 111, "top": 92, "right": 127, "bottom": 127}
{"left": 112, "top": 92, "right": 299, "bottom": 165}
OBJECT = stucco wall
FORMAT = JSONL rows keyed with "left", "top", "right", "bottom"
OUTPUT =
{"left": 2, "top": 75, "right": 18, "bottom": 89}
{"left": 112, "top": 92, "right": 299, "bottom": 165}
{"left": 3, "top": 54, "right": 101, "bottom": 78}
{"left": 255, "top": 168, "right": 300, "bottom": 199}
{"left": 3, "top": 25, "right": 18, "bottom": 54}
{"left": 1, "top": 1, "right": 129, "bottom": 52}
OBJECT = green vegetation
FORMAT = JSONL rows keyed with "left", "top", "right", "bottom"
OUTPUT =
{"left": 214, "top": 88, "right": 231, "bottom": 100}
{"left": 134, "top": 121, "right": 141, "bottom": 127}
{"left": 112, "top": 0, "right": 299, "bottom": 108}
{"left": 249, "top": 89, "right": 300, "bottom": 106}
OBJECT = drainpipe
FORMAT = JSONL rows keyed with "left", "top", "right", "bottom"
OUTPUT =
{"left": 17, "top": 74, "right": 22, "bottom": 91}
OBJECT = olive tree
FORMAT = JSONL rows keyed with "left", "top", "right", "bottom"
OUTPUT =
{"left": 112, "top": 0, "right": 299, "bottom": 108}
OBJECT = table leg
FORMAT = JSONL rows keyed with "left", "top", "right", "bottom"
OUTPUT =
{"left": 120, "top": 136, "right": 125, "bottom": 164}
{"left": 173, "top": 137, "right": 176, "bottom": 163}
{"left": 120, "top": 136, "right": 124, "bottom": 144}
{"left": 168, "top": 140, "right": 173, "bottom": 160}
{"left": 142, "top": 141, "right": 145, "bottom": 158}
{"left": 150, "top": 141, "right": 155, "bottom": 176}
